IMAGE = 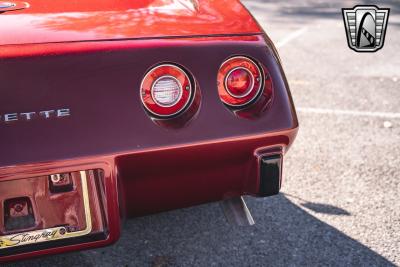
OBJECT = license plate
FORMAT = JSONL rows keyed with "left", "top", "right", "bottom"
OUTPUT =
{"left": 0, "top": 171, "right": 92, "bottom": 250}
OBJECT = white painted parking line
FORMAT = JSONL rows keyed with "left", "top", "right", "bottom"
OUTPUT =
{"left": 276, "top": 27, "right": 308, "bottom": 48}
{"left": 297, "top": 107, "right": 400, "bottom": 119}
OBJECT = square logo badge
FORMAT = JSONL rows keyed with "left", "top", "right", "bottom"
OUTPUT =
{"left": 342, "top": 5, "right": 390, "bottom": 52}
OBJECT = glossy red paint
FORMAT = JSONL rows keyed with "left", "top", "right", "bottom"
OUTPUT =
{"left": 0, "top": 0, "right": 261, "bottom": 46}
{"left": 0, "top": 171, "right": 108, "bottom": 259}
{"left": 0, "top": 162, "right": 121, "bottom": 263}
{"left": 1, "top": 173, "right": 89, "bottom": 234}
{"left": 116, "top": 130, "right": 297, "bottom": 217}
{"left": 0, "top": 35, "right": 296, "bottom": 165}
{"left": 0, "top": 35, "right": 262, "bottom": 59}
{"left": 0, "top": 128, "right": 297, "bottom": 263}
{"left": 0, "top": 32, "right": 298, "bottom": 261}
{"left": 0, "top": 0, "right": 298, "bottom": 261}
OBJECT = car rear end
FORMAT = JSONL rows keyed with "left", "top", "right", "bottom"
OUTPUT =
{"left": 0, "top": 0, "right": 298, "bottom": 262}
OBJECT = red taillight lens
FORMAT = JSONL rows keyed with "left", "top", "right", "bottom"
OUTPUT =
{"left": 141, "top": 64, "right": 193, "bottom": 117}
{"left": 218, "top": 56, "right": 263, "bottom": 107}
{"left": 226, "top": 68, "right": 253, "bottom": 97}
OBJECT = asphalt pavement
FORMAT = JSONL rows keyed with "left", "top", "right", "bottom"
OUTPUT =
{"left": 5, "top": 0, "right": 400, "bottom": 266}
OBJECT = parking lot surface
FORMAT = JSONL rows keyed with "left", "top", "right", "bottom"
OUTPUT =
{"left": 6, "top": 0, "right": 400, "bottom": 266}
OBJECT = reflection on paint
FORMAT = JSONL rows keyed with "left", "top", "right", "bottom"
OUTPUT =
{"left": 0, "top": 0, "right": 261, "bottom": 45}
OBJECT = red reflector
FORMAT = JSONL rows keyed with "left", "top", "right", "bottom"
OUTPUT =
{"left": 141, "top": 64, "right": 193, "bottom": 117}
{"left": 217, "top": 56, "right": 263, "bottom": 107}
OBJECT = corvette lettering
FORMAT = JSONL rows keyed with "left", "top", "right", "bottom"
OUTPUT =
{"left": 0, "top": 108, "right": 70, "bottom": 123}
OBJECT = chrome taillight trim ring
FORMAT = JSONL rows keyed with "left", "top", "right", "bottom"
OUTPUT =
{"left": 140, "top": 64, "right": 194, "bottom": 118}
{"left": 218, "top": 56, "right": 264, "bottom": 108}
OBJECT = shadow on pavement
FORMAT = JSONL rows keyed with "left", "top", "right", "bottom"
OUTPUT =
{"left": 5, "top": 194, "right": 394, "bottom": 266}
{"left": 283, "top": 193, "right": 351, "bottom": 216}
{"left": 300, "top": 202, "right": 351, "bottom": 216}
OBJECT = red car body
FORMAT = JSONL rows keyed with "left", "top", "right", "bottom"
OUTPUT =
{"left": 0, "top": 0, "right": 298, "bottom": 262}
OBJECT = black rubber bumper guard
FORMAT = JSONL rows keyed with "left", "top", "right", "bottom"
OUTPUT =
{"left": 258, "top": 154, "right": 282, "bottom": 197}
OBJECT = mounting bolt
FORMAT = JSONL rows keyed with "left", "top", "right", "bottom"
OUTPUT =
{"left": 13, "top": 204, "right": 24, "bottom": 213}
{"left": 59, "top": 228, "right": 66, "bottom": 235}
{"left": 50, "top": 174, "right": 61, "bottom": 183}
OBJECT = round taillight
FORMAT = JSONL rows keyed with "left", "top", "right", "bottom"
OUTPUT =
{"left": 217, "top": 56, "right": 263, "bottom": 107}
{"left": 141, "top": 64, "right": 193, "bottom": 117}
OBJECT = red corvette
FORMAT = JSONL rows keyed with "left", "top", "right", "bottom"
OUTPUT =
{"left": 0, "top": 0, "right": 298, "bottom": 262}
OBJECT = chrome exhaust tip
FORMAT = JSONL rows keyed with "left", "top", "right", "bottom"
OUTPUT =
{"left": 220, "top": 196, "right": 255, "bottom": 226}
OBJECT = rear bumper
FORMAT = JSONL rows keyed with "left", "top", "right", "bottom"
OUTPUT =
{"left": 0, "top": 127, "right": 297, "bottom": 262}
{"left": 117, "top": 129, "right": 297, "bottom": 217}
{"left": 0, "top": 33, "right": 298, "bottom": 262}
